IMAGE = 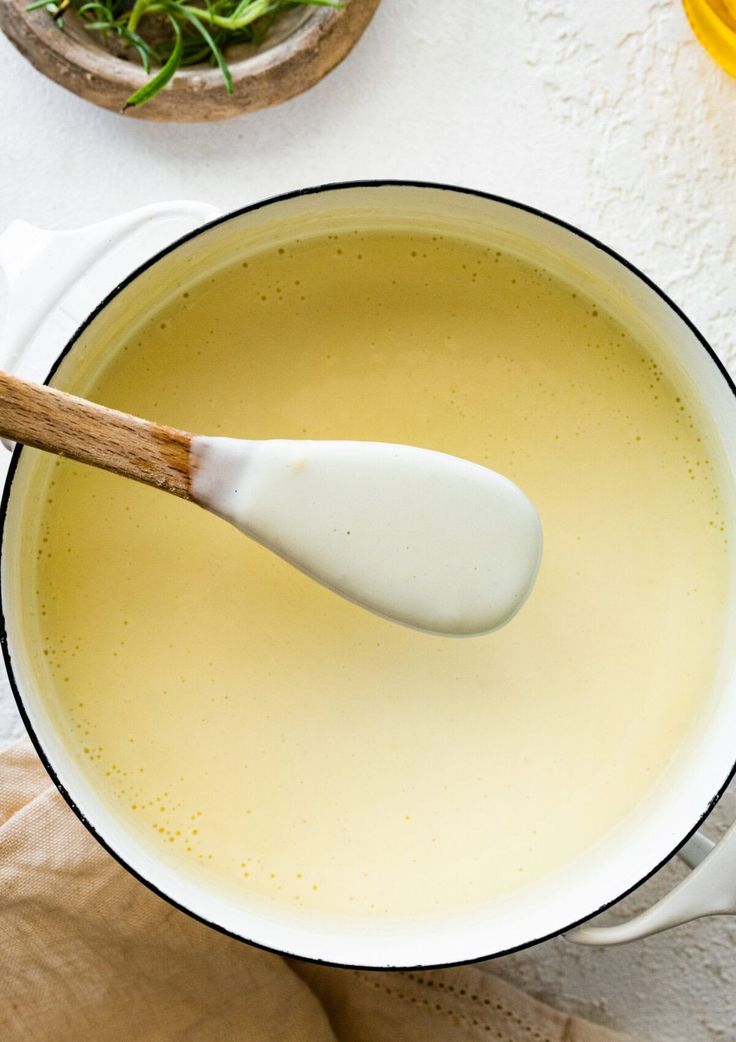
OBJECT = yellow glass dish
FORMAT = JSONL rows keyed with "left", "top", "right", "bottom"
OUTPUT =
{"left": 684, "top": 0, "right": 736, "bottom": 76}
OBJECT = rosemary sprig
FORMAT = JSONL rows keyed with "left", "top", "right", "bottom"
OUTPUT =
{"left": 123, "top": 12, "right": 182, "bottom": 108}
{"left": 26, "top": 0, "right": 341, "bottom": 109}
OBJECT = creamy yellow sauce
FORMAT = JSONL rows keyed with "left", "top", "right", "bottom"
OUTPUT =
{"left": 24, "top": 230, "right": 729, "bottom": 922}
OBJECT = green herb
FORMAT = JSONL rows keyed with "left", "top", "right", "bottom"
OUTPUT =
{"left": 26, "top": 0, "right": 341, "bottom": 109}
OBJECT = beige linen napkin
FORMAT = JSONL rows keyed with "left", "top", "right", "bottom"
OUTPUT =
{"left": 1, "top": 738, "right": 636, "bottom": 1042}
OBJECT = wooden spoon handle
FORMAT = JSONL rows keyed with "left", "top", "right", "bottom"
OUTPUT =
{"left": 0, "top": 370, "right": 193, "bottom": 499}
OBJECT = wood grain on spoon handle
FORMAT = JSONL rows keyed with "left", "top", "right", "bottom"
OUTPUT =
{"left": 0, "top": 370, "right": 193, "bottom": 499}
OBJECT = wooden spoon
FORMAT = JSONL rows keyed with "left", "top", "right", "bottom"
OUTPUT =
{"left": 0, "top": 370, "right": 543, "bottom": 636}
{"left": 0, "top": 369, "right": 191, "bottom": 497}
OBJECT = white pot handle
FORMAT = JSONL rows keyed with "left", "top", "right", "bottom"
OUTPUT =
{"left": 567, "top": 823, "right": 736, "bottom": 944}
{"left": 0, "top": 200, "right": 222, "bottom": 388}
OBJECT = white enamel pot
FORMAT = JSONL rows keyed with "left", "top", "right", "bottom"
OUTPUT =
{"left": 1, "top": 183, "right": 736, "bottom": 969}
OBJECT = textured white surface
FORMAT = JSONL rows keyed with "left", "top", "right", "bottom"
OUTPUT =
{"left": 1, "top": 1, "right": 736, "bottom": 1039}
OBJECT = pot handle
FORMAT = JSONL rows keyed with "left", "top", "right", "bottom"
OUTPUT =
{"left": 0, "top": 201, "right": 222, "bottom": 388}
{"left": 566, "top": 823, "right": 736, "bottom": 945}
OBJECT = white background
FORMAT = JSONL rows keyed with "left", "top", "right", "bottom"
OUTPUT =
{"left": 2, "top": 1, "right": 736, "bottom": 1039}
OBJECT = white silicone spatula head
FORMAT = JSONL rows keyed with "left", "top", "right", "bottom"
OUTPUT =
{"left": 191, "top": 437, "right": 542, "bottom": 636}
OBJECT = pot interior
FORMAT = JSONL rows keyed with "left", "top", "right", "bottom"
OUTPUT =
{"left": 3, "top": 185, "right": 736, "bottom": 967}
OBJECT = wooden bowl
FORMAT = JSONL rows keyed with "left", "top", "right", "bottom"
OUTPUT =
{"left": 0, "top": 0, "right": 380, "bottom": 121}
